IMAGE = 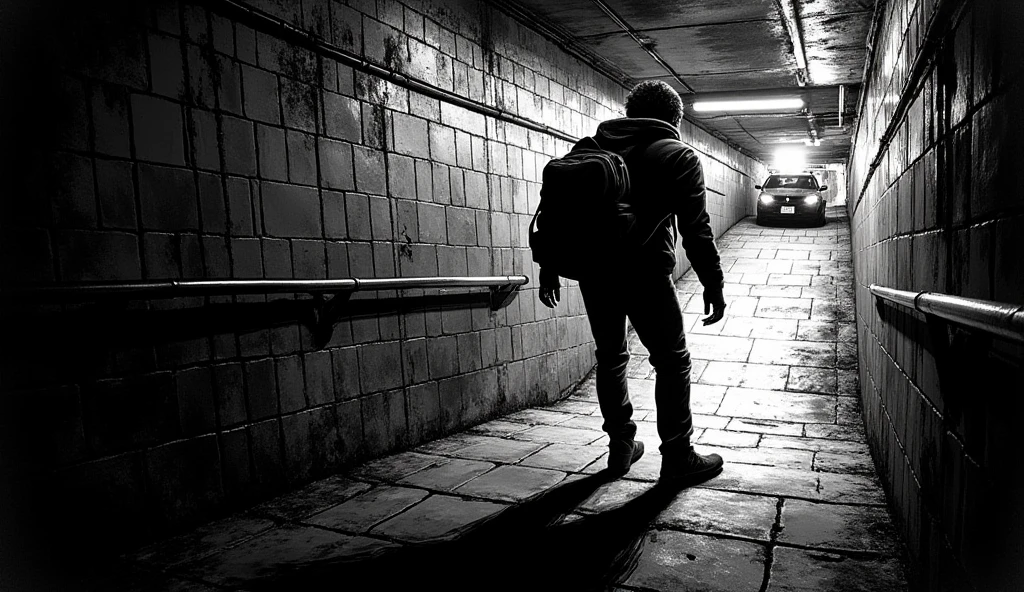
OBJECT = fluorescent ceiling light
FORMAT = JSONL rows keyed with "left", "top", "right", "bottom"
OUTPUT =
{"left": 691, "top": 98, "right": 804, "bottom": 112}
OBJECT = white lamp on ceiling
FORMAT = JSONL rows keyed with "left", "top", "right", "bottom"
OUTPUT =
{"left": 691, "top": 98, "right": 804, "bottom": 112}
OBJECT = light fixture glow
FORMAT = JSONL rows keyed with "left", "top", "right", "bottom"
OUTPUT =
{"left": 774, "top": 147, "right": 807, "bottom": 172}
{"left": 691, "top": 98, "right": 804, "bottom": 112}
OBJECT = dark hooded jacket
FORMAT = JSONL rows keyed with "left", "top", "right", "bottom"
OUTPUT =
{"left": 590, "top": 117, "right": 724, "bottom": 291}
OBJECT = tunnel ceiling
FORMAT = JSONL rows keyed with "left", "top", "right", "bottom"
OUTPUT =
{"left": 498, "top": 0, "right": 875, "bottom": 165}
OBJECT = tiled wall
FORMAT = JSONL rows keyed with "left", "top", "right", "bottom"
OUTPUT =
{"left": 1, "top": 0, "right": 764, "bottom": 546}
{"left": 847, "top": 0, "right": 1024, "bottom": 588}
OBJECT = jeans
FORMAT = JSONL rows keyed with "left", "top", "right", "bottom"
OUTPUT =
{"left": 579, "top": 271, "right": 694, "bottom": 455}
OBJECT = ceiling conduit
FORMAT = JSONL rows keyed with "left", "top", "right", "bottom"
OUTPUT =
{"left": 588, "top": 0, "right": 696, "bottom": 94}
{"left": 772, "top": 0, "right": 820, "bottom": 145}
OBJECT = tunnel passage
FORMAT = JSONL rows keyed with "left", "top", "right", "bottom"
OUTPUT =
{"left": 58, "top": 207, "right": 911, "bottom": 592}
{"left": 2, "top": 0, "right": 1023, "bottom": 590}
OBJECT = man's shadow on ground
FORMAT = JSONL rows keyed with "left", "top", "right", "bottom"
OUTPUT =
{"left": 248, "top": 471, "right": 687, "bottom": 591}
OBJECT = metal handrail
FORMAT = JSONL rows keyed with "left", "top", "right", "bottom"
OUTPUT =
{"left": 870, "top": 285, "right": 1024, "bottom": 344}
{"left": 7, "top": 275, "right": 530, "bottom": 348}
{"left": 7, "top": 276, "right": 529, "bottom": 302}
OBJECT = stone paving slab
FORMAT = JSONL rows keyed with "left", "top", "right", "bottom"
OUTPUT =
{"left": 698, "top": 361, "right": 790, "bottom": 389}
{"left": 518, "top": 443, "right": 607, "bottom": 472}
{"left": 447, "top": 436, "right": 547, "bottom": 463}
{"left": 804, "top": 424, "right": 866, "bottom": 442}
{"left": 699, "top": 464, "right": 886, "bottom": 505}
{"left": 397, "top": 458, "right": 495, "bottom": 491}
{"left": 413, "top": 433, "right": 492, "bottom": 455}
{"left": 453, "top": 465, "right": 566, "bottom": 502}
{"left": 837, "top": 399, "right": 863, "bottom": 425}
{"left": 717, "top": 387, "right": 836, "bottom": 423}
{"left": 558, "top": 413, "right": 606, "bottom": 431}
{"left": 693, "top": 413, "right": 731, "bottom": 430}
{"left": 656, "top": 488, "right": 778, "bottom": 540}
{"left": 545, "top": 399, "right": 601, "bottom": 415}
{"left": 720, "top": 316, "right": 800, "bottom": 339}
{"left": 837, "top": 369, "right": 859, "bottom": 394}
{"left": 749, "top": 284, "right": 803, "bottom": 298}
{"left": 577, "top": 479, "right": 654, "bottom": 513}
{"left": 727, "top": 418, "right": 805, "bottom": 437}
{"left": 248, "top": 476, "right": 373, "bottom": 521}
{"left": 467, "top": 419, "right": 532, "bottom": 437}
{"left": 749, "top": 339, "right": 836, "bottom": 367}
{"left": 369, "top": 494, "right": 506, "bottom": 543}
{"left": 779, "top": 500, "right": 899, "bottom": 553}
{"left": 179, "top": 524, "right": 396, "bottom": 587}
{"left": 502, "top": 408, "right": 575, "bottom": 426}
{"left": 690, "top": 383, "right": 727, "bottom": 414}
{"left": 686, "top": 334, "right": 755, "bottom": 362}
{"left": 305, "top": 486, "right": 428, "bottom": 533}
{"left": 696, "top": 445, "right": 815, "bottom": 470}
{"left": 512, "top": 424, "right": 605, "bottom": 445}
{"left": 814, "top": 451, "right": 877, "bottom": 475}
{"left": 622, "top": 531, "right": 767, "bottom": 592}
{"left": 767, "top": 547, "right": 907, "bottom": 591}
{"left": 697, "top": 428, "right": 761, "bottom": 447}
{"left": 759, "top": 435, "right": 871, "bottom": 455}
{"left": 787, "top": 366, "right": 838, "bottom": 394}
{"left": 349, "top": 452, "right": 447, "bottom": 481}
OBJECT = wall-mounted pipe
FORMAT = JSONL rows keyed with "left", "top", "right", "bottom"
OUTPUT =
{"left": 870, "top": 284, "right": 1024, "bottom": 344}
{"left": 8, "top": 276, "right": 530, "bottom": 302}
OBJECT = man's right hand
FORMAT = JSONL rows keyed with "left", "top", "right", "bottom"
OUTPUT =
{"left": 539, "top": 268, "right": 560, "bottom": 308}
{"left": 702, "top": 288, "right": 726, "bottom": 325}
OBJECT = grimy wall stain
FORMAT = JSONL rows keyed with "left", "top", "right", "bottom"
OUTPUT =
{"left": 0, "top": 0, "right": 764, "bottom": 549}
{"left": 847, "top": 0, "right": 1024, "bottom": 589}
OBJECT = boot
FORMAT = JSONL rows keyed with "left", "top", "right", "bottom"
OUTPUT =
{"left": 660, "top": 447, "right": 724, "bottom": 486}
{"left": 607, "top": 439, "right": 645, "bottom": 474}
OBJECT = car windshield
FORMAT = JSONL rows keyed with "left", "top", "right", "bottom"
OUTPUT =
{"left": 764, "top": 175, "right": 818, "bottom": 190}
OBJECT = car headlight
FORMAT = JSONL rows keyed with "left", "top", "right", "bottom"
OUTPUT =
{"left": 804, "top": 195, "right": 819, "bottom": 204}
{"left": 759, "top": 193, "right": 773, "bottom": 205}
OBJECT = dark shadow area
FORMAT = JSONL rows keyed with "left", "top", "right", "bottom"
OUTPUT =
{"left": 244, "top": 473, "right": 683, "bottom": 592}
{"left": 2, "top": 290, "right": 515, "bottom": 350}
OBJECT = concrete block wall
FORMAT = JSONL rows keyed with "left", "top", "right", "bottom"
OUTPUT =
{"left": 847, "top": 0, "right": 1024, "bottom": 589}
{"left": 0, "top": 0, "right": 763, "bottom": 548}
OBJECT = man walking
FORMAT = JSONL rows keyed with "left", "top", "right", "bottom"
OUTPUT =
{"left": 538, "top": 80, "right": 727, "bottom": 485}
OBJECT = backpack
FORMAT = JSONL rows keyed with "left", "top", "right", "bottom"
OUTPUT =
{"left": 529, "top": 136, "right": 673, "bottom": 280}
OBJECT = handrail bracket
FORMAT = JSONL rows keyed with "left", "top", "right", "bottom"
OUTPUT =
{"left": 489, "top": 284, "right": 521, "bottom": 311}
{"left": 311, "top": 291, "right": 353, "bottom": 348}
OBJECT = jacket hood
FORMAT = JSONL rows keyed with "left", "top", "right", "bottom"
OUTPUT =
{"left": 593, "top": 117, "right": 679, "bottom": 151}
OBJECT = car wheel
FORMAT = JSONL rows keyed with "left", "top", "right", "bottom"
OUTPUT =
{"left": 817, "top": 213, "right": 827, "bottom": 227}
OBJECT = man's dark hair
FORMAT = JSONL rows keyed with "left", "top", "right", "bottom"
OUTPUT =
{"left": 625, "top": 80, "right": 683, "bottom": 126}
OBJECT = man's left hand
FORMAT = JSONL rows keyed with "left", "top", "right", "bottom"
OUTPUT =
{"left": 702, "top": 288, "right": 726, "bottom": 325}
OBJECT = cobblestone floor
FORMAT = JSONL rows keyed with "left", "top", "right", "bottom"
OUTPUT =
{"left": 97, "top": 208, "right": 908, "bottom": 591}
